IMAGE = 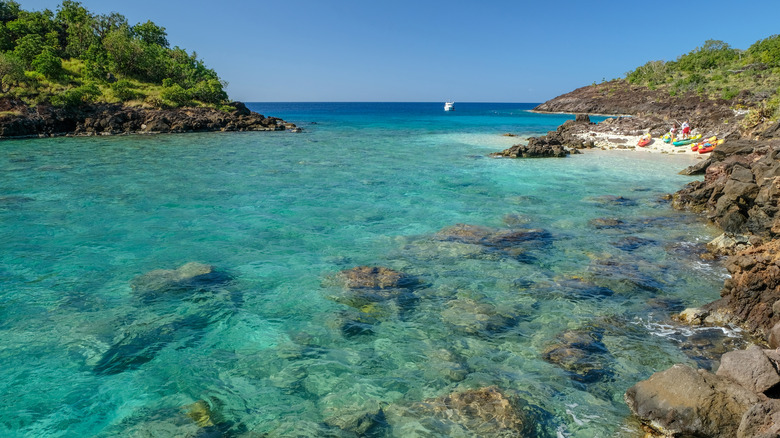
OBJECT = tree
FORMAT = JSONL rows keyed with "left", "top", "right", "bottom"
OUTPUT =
{"left": 93, "top": 12, "right": 127, "bottom": 39}
{"left": 133, "top": 20, "right": 168, "bottom": 48}
{"left": 13, "top": 33, "right": 46, "bottom": 65}
{"left": 56, "top": 0, "right": 97, "bottom": 58}
{"left": 0, "top": 1, "right": 21, "bottom": 23}
{"left": 31, "top": 47, "right": 62, "bottom": 79}
{"left": 0, "top": 51, "right": 24, "bottom": 92}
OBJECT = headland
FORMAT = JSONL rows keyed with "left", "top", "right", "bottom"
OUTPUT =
{"left": 493, "top": 45, "right": 780, "bottom": 436}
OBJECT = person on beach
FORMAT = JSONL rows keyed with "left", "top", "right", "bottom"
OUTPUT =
{"left": 670, "top": 124, "right": 677, "bottom": 140}
{"left": 682, "top": 120, "right": 691, "bottom": 139}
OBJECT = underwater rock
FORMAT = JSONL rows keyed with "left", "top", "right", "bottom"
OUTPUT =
{"left": 610, "top": 236, "right": 655, "bottom": 252}
{"left": 434, "top": 223, "right": 551, "bottom": 262}
{"left": 93, "top": 313, "right": 210, "bottom": 375}
{"left": 583, "top": 257, "right": 664, "bottom": 294}
{"left": 589, "top": 195, "right": 638, "bottom": 207}
{"left": 440, "top": 295, "right": 520, "bottom": 336}
{"left": 388, "top": 386, "right": 547, "bottom": 437}
{"left": 542, "top": 328, "right": 614, "bottom": 383}
{"left": 335, "top": 266, "right": 419, "bottom": 290}
{"left": 545, "top": 278, "right": 615, "bottom": 301}
{"left": 588, "top": 217, "right": 626, "bottom": 229}
{"left": 130, "top": 262, "right": 232, "bottom": 302}
{"left": 324, "top": 266, "right": 420, "bottom": 318}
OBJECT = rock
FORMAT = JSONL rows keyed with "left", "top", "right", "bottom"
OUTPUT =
{"left": 625, "top": 363, "right": 761, "bottom": 438}
{"left": 737, "top": 399, "right": 780, "bottom": 438}
{"left": 0, "top": 97, "right": 296, "bottom": 138}
{"left": 390, "top": 386, "right": 547, "bottom": 437}
{"left": 768, "top": 322, "right": 780, "bottom": 349}
{"left": 324, "top": 266, "right": 419, "bottom": 313}
{"left": 130, "top": 262, "right": 231, "bottom": 301}
{"left": 335, "top": 266, "right": 418, "bottom": 290}
{"left": 433, "top": 223, "right": 551, "bottom": 261}
{"left": 542, "top": 328, "right": 613, "bottom": 383}
{"left": 676, "top": 307, "right": 710, "bottom": 325}
{"left": 440, "top": 296, "right": 519, "bottom": 335}
{"left": 715, "top": 239, "right": 780, "bottom": 337}
{"left": 716, "top": 345, "right": 780, "bottom": 395}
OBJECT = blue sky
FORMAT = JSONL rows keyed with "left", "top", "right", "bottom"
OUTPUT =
{"left": 18, "top": 0, "right": 780, "bottom": 102}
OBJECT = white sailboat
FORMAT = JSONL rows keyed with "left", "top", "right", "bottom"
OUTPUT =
{"left": 444, "top": 101, "right": 454, "bottom": 111}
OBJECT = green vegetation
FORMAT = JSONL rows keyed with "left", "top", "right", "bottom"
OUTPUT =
{"left": 0, "top": 0, "right": 229, "bottom": 108}
{"left": 625, "top": 37, "right": 780, "bottom": 121}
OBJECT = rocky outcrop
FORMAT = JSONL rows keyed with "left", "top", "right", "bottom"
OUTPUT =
{"left": 387, "top": 386, "right": 549, "bottom": 437}
{"left": 490, "top": 115, "right": 593, "bottom": 158}
{"left": 626, "top": 345, "right": 780, "bottom": 437}
{"left": 673, "top": 139, "right": 780, "bottom": 238}
{"left": 625, "top": 363, "right": 763, "bottom": 437}
{"left": 0, "top": 98, "right": 295, "bottom": 138}
{"left": 534, "top": 81, "right": 736, "bottom": 135}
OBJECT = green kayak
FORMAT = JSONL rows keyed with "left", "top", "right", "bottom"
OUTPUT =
{"left": 672, "top": 139, "right": 694, "bottom": 146}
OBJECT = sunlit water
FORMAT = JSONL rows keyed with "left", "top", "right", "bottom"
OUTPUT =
{"left": 0, "top": 103, "right": 740, "bottom": 437}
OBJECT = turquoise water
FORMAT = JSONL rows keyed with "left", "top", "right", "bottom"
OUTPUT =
{"left": 0, "top": 103, "right": 737, "bottom": 437}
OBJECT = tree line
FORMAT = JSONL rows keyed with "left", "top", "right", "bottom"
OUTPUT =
{"left": 0, "top": 0, "right": 228, "bottom": 107}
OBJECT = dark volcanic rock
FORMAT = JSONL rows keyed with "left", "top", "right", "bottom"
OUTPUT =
{"left": 491, "top": 116, "right": 594, "bottom": 158}
{"left": 0, "top": 98, "right": 295, "bottom": 138}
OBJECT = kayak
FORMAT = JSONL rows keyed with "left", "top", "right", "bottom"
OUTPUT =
{"left": 662, "top": 133, "right": 674, "bottom": 143}
{"left": 637, "top": 134, "right": 652, "bottom": 147}
{"left": 672, "top": 134, "right": 702, "bottom": 146}
{"left": 698, "top": 145, "right": 714, "bottom": 154}
{"left": 691, "top": 137, "right": 721, "bottom": 152}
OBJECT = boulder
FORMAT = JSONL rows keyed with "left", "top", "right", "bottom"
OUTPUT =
{"left": 737, "top": 399, "right": 780, "bottom": 438}
{"left": 625, "top": 363, "right": 761, "bottom": 437}
{"left": 130, "top": 262, "right": 230, "bottom": 300}
{"left": 389, "top": 386, "right": 547, "bottom": 437}
{"left": 716, "top": 345, "right": 780, "bottom": 395}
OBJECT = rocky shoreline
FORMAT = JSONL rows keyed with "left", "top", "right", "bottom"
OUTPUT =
{"left": 500, "top": 81, "right": 780, "bottom": 437}
{"left": 0, "top": 98, "right": 298, "bottom": 138}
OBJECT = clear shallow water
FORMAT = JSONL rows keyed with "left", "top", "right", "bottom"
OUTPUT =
{"left": 0, "top": 103, "right": 736, "bottom": 437}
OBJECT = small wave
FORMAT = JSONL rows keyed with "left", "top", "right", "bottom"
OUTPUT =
{"left": 635, "top": 317, "right": 744, "bottom": 341}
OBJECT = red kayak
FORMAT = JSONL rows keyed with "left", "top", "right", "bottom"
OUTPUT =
{"left": 637, "top": 135, "right": 652, "bottom": 147}
{"left": 698, "top": 145, "right": 714, "bottom": 154}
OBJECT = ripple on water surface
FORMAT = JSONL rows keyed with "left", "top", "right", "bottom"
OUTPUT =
{"left": 0, "top": 112, "right": 735, "bottom": 437}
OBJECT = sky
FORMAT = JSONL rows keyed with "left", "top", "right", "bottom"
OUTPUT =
{"left": 16, "top": 0, "right": 780, "bottom": 103}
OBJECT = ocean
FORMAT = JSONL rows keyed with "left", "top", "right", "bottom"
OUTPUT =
{"left": 0, "top": 102, "right": 744, "bottom": 437}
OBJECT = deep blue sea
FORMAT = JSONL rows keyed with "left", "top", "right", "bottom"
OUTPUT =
{"left": 0, "top": 103, "right": 743, "bottom": 437}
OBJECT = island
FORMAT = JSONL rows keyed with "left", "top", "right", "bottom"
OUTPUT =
{"left": 0, "top": 1, "right": 295, "bottom": 138}
{"left": 498, "top": 37, "right": 780, "bottom": 436}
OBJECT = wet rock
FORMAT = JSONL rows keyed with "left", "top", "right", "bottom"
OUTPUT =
{"left": 332, "top": 266, "right": 419, "bottom": 291}
{"left": 130, "top": 262, "right": 231, "bottom": 302}
{"left": 440, "top": 295, "right": 520, "bottom": 336}
{"left": 325, "top": 266, "right": 420, "bottom": 313}
{"left": 434, "top": 223, "right": 552, "bottom": 262}
{"left": 490, "top": 139, "right": 569, "bottom": 158}
{"left": 589, "top": 195, "right": 638, "bottom": 207}
{"left": 544, "top": 278, "right": 614, "bottom": 301}
{"left": 588, "top": 217, "right": 626, "bottom": 229}
{"left": 542, "top": 328, "right": 613, "bottom": 383}
{"left": 388, "top": 386, "right": 548, "bottom": 437}
{"left": 93, "top": 313, "right": 210, "bottom": 375}
{"left": 610, "top": 236, "right": 655, "bottom": 251}
{"left": 625, "top": 363, "right": 761, "bottom": 438}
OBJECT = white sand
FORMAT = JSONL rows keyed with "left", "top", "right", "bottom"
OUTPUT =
{"left": 575, "top": 131, "right": 705, "bottom": 155}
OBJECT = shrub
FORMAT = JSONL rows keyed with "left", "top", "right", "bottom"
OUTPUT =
{"left": 160, "top": 83, "right": 190, "bottom": 107}
{"left": 110, "top": 79, "right": 138, "bottom": 101}
{"left": 31, "top": 48, "right": 62, "bottom": 79}
{"left": 50, "top": 82, "right": 101, "bottom": 107}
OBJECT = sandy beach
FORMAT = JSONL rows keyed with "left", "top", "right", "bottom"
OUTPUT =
{"left": 575, "top": 131, "right": 708, "bottom": 156}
